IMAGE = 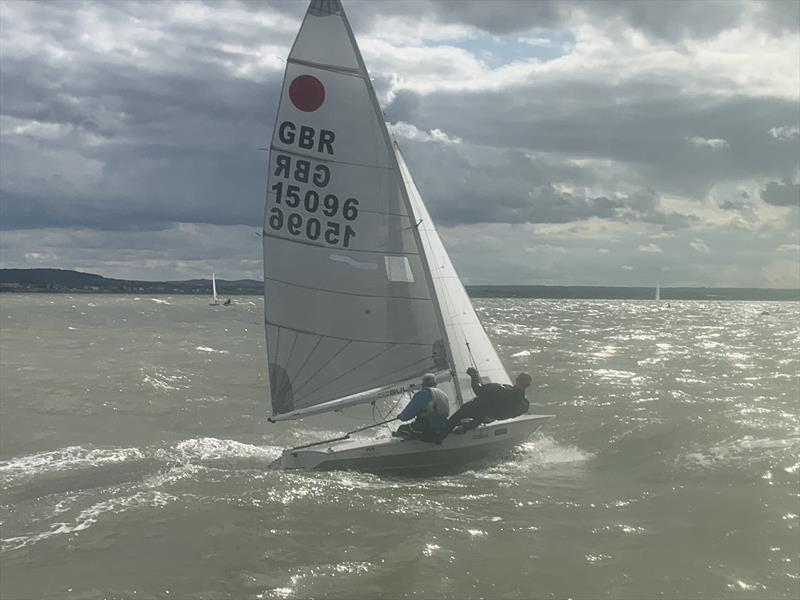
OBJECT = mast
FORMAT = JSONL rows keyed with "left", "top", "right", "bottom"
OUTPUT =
{"left": 337, "top": 7, "right": 464, "bottom": 407}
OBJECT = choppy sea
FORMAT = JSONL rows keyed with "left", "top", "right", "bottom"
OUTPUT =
{"left": 1, "top": 294, "right": 798, "bottom": 599}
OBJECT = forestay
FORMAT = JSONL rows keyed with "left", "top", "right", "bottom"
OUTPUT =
{"left": 263, "top": 0, "right": 449, "bottom": 420}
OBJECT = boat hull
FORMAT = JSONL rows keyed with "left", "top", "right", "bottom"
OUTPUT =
{"left": 270, "top": 414, "right": 553, "bottom": 474}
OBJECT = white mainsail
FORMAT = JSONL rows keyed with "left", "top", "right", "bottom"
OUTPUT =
{"left": 655, "top": 281, "right": 660, "bottom": 301}
{"left": 263, "top": 0, "right": 451, "bottom": 420}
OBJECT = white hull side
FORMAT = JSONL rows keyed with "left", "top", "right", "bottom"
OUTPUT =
{"left": 270, "top": 414, "right": 553, "bottom": 474}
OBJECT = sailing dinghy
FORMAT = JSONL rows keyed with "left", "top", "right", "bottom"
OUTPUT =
{"left": 264, "top": 0, "right": 552, "bottom": 472}
{"left": 209, "top": 272, "right": 219, "bottom": 306}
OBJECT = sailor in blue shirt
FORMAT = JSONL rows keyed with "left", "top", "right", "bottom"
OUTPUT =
{"left": 394, "top": 373, "right": 450, "bottom": 442}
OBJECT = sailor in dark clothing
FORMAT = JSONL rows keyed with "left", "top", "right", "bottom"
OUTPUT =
{"left": 447, "top": 368, "right": 532, "bottom": 432}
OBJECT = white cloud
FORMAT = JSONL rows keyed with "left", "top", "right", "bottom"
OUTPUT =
{"left": 690, "top": 239, "right": 711, "bottom": 253}
{"left": 686, "top": 136, "right": 729, "bottom": 150}
{"left": 637, "top": 243, "right": 663, "bottom": 253}
{"left": 518, "top": 36, "right": 554, "bottom": 47}
{"left": 524, "top": 244, "right": 567, "bottom": 254}
{"left": 769, "top": 126, "right": 800, "bottom": 140}
{"left": 389, "top": 122, "right": 462, "bottom": 144}
{"left": 622, "top": 265, "right": 635, "bottom": 271}
{"left": 776, "top": 243, "right": 800, "bottom": 253}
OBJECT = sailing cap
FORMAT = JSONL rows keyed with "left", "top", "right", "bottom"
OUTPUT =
{"left": 422, "top": 373, "right": 437, "bottom": 386}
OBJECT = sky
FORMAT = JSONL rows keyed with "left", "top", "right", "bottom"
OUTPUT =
{"left": 0, "top": 0, "right": 798, "bottom": 287}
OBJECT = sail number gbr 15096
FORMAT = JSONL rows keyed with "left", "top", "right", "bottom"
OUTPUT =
{"left": 268, "top": 182, "right": 357, "bottom": 247}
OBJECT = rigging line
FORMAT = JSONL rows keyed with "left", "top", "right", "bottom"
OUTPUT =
{"left": 286, "top": 333, "right": 324, "bottom": 389}
{"left": 295, "top": 342, "right": 397, "bottom": 403}
{"left": 275, "top": 330, "right": 301, "bottom": 400}
{"left": 298, "top": 354, "right": 435, "bottom": 409}
{"left": 289, "top": 417, "right": 399, "bottom": 452}
{"left": 296, "top": 355, "right": 435, "bottom": 413}
{"left": 375, "top": 388, "right": 408, "bottom": 423}
{"left": 291, "top": 339, "right": 353, "bottom": 397}
{"left": 466, "top": 339, "right": 478, "bottom": 370}
{"left": 283, "top": 330, "right": 300, "bottom": 370}
{"left": 271, "top": 322, "right": 282, "bottom": 381}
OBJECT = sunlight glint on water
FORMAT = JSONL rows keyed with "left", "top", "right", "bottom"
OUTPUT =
{"left": 1, "top": 295, "right": 798, "bottom": 599}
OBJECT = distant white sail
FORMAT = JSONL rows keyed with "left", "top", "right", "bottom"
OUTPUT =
{"left": 655, "top": 280, "right": 660, "bottom": 301}
{"left": 210, "top": 272, "right": 219, "bottom": 305}
{"left": 263, "top": 0, "right": 449, "bottom": 418}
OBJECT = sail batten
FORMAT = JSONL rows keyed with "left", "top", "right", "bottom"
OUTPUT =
{"left": 287, "top": 57, "right": 363, "bottom": 76}
{"left": 264, "top": 275, "right": 433, "bottom": 301}
{"left": 266, "top": 321, "right": 437, "bottom": 347}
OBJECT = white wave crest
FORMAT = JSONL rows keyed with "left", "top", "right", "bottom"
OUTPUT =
{"left": 0, "top": 446, "right": 144, "bottom": 477}
{"left": 1, "top": 490, "right": 177, "bottom": 551}
{"left": 162, "top": 437, "right": 280, "bottom": 463}
{"left": 195, "top": 346, "right": 229, "bottom": 354}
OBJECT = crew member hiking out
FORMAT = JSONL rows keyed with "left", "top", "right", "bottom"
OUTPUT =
{"left": 394, "top": 373, "right": 450, "bottom": 443}
{"left": 447, "top": 368, "right": 532, "bottom": 432}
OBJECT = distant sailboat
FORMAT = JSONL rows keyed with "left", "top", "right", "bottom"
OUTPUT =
{"left": 209, "top": 273, "right": 219, "bottom": 306}
{"left": 655, "top": 280, "right": 661, "bottom": 301}
{"left": 263, "top": 0, "right": 552, "bottom": 473}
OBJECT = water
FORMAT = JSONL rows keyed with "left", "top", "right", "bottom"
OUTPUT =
{"left": 1, "top": 294, "right": 798, "bottom": 599}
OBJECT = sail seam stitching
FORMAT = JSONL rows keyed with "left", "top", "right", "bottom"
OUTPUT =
{"left": 264, "top": 275, "right": 432, "bottom": 301}
{"left": 265, "top": 319, "right": 434, "bottom": 346}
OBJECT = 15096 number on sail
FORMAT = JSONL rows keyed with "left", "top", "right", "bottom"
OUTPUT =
{"left": 268, "top": 208, "right": 356, "bottom": 247}
{"left": 269, "top": 180, "right": 359, "bottom": 248}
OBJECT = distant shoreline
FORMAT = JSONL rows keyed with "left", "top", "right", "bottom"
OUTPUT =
{"left": 1, "top": 268, "right": 798, "bottom": 301}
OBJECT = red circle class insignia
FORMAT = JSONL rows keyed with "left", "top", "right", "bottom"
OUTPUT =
{"left": 289, "top": 75, "right": 325, "bottom": 112}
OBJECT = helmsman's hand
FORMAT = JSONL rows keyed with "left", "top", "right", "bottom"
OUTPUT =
{"left": 466, "top": 367, "right": 478, "bottom": 378}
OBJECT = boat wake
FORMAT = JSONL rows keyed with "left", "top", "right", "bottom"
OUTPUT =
{"left": 0, "top": 438, "right": 284, "bottom": 551}
{"left": 464, "top": 434, "right": 593, "bottom": 480}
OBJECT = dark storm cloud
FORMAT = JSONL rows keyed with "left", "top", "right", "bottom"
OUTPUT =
{"left": 0, "top": 1, "right": 287, "bottom": 232}
{"left": 396, "top": 136, "right": 692, "bottom": 228}
{"left": 356, "top": 0, "right": 787, "bottom": 41}
{"left": 388, "top": 86, "right": 799, "bottom": 203}
{"left": 761, "top": 180, "right": 800, "bottom": 207}
{"left": 2, "top": 0, "right": 795, "bottom": 235}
